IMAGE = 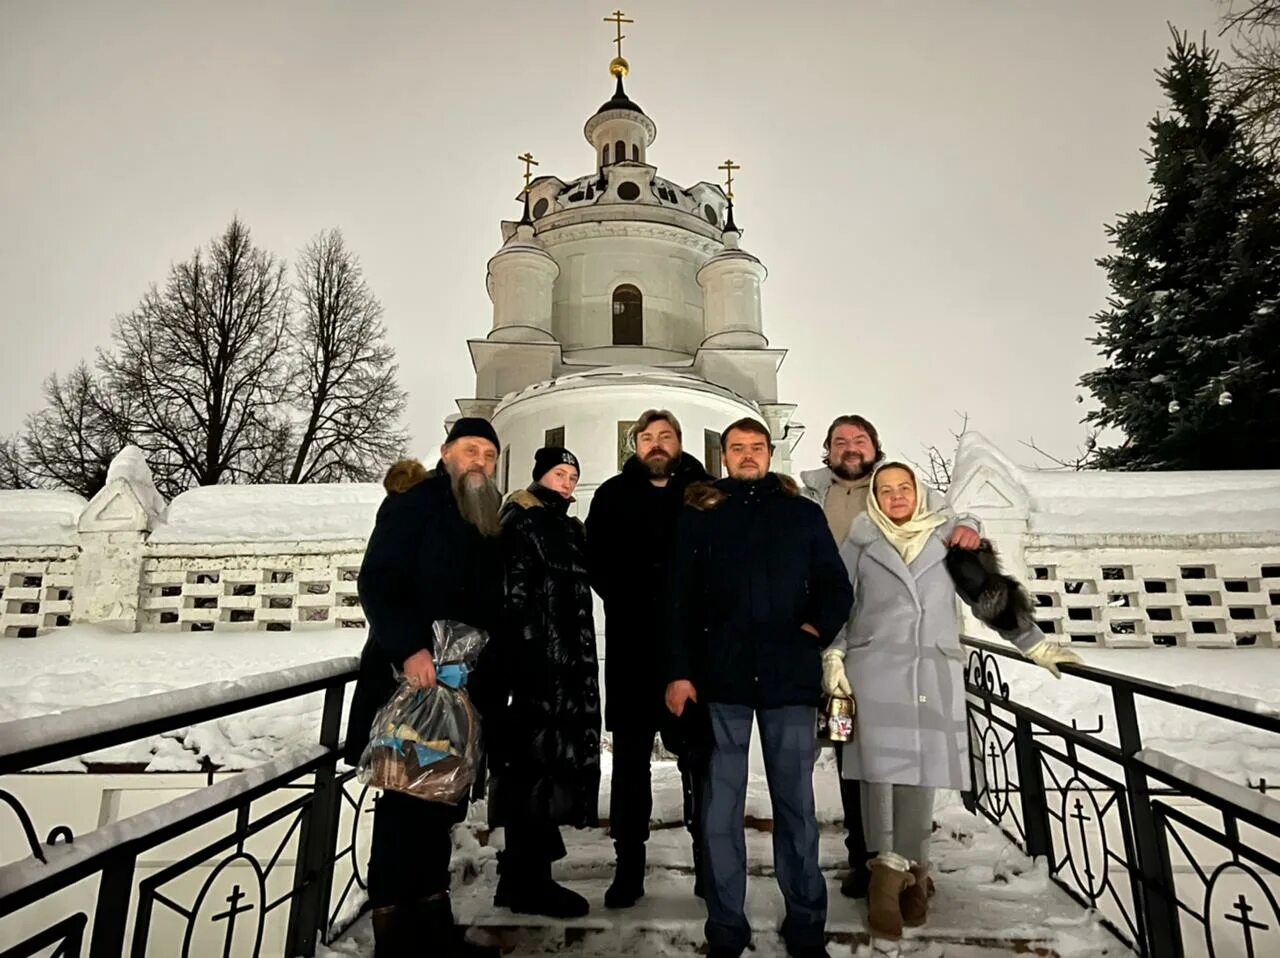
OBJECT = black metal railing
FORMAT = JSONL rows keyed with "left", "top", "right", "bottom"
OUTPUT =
{"left": 962, "top": 636, "right": 1280, "bottom": 958}
{"left": 0, "top": 657, "right": 364, "bottom": 958}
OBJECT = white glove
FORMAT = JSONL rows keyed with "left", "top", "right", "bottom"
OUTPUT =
{"left": 1024, "top": 640, "right": 1083, "bottom": 679}
{"left": 822, "top": 648, "right": 853, "bottom": 698}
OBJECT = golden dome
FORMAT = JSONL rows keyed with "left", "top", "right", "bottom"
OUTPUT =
{"left": 609, "top": 56, "right": 630, "bottom": 78}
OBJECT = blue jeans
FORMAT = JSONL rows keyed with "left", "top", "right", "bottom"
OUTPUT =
{"left": 702, "top": 703, "right": 826, "bottom": 952}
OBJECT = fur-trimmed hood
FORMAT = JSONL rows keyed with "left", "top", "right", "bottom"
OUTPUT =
{"left": 382, "top": 459, "right": 432, "bottom": 494}
{"left": 684, "top": 472, "right": 801, "bottom": 511}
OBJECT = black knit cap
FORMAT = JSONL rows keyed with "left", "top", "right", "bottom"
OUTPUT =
{"left": 532, "top": 446, "right": 580, "bottom": 482}
{"left": 445, "top": 417, "right": 500, "bottom": 452}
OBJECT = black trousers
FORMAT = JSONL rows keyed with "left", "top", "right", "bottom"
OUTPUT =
{"left": 367, "top": 791, "right": 467, "bottom": 907}
{"left": 835, "top": 745, "right": 871, "bottom": 866}
{"left": 610, "top": 708, "right": 707, "bottom": 850}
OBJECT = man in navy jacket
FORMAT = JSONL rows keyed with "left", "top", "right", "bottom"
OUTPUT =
{"left": 666, "top": 418, "right": 853, "bottom": 958}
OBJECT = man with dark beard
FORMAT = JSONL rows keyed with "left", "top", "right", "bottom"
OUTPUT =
{"left": 584, "top": 409, "right": 712, "bottom": 908}
{"left": 799, "top": 414, "right": 981, "bottom": 899}
{"left": 344, "top": 417, "right": 504, "bottom": 958}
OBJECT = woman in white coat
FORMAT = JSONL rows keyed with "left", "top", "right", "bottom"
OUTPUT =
{"left": 821, "top": 462, "right": 1080, "bottom": 939}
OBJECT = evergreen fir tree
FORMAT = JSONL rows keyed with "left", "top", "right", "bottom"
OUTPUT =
{"left": 1081, "top": 30, "right": 1280, "bottom": 469}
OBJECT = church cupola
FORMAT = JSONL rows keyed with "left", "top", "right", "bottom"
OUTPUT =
{"left": 584, "top": 12, "right": 656, "bottom": 171}
{"left": 697, "top": 162, "right": 767, "bottom": 348}
{"left": 485, "top": 157, "right": 558, "bottom": 344}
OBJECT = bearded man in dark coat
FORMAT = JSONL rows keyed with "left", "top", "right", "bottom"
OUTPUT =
{"left": 344, "top": 417, "right": 504, "bottom": 958}
{"left": 584, "top": 409, "right": 712, "bottom": 908}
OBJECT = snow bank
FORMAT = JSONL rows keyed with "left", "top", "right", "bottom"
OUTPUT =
{"left": 0, "top": 490, "right": 87, "bottom": 546}
{"left": 149, "top": 482, "right": 384, "bottom": 544}
{"left": 1021, "top": 468, "right": 1280, "bottom": 535}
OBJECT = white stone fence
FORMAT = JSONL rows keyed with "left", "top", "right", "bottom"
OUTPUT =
{"left": 2, "top": 438, "right": 1278, "bottom": 648}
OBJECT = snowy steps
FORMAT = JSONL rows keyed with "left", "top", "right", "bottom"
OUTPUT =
{"left": 435, "top": 818, "right": 1121, "bottom": 956}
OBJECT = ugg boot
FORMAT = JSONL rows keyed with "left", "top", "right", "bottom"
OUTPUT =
{"left": 604, "top": 842, "right": 646, "bottom": 909}
{"left": 866, "top": 854, "right": 916, "bottom": 940}
{"left": 899, "top": 864, "right": 930, "bottom": 927}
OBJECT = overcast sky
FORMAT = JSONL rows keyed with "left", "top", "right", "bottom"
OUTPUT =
{"left": 1, "top": 0, "right": 1225, "bottom": 473}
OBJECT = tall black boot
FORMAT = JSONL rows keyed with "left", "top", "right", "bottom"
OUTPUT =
{"left": 371, "top": 904, "right": 410, "bottom": 958}
{"left": 419, "top": 892, "right": 499, "bottom": 958}
{"left": 604, "top": 842, "right": 646, "bottom": 909}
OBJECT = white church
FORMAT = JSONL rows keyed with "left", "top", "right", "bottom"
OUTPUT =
{"left": 457, "top": 40, "right": 798, "bottom": 492}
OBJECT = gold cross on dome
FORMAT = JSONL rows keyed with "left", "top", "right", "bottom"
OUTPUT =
{"left": 518, "top": 152, "right": 539, "bottom": 193}
{"left": 718, "top": 159, "right": 740, "bottom": 200}
{"left": 605, "top": 10, "right": 633, "bottom": 59}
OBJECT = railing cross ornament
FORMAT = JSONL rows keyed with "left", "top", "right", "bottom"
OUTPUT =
{"left": 211, "top": 883, "right": 254, "bottom": 958}
{"left": 1070, "top": 797, "right": 1097, "bottom": 888}
{"left": 1225, "top": 892, "right": 1269, "bottom": 958}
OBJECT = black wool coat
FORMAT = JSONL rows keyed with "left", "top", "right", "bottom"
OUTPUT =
{"left": 342, "top": 460, "right": 503, "bottom": 768}
{"left": 584, "top": 453, "right": 711, "bottom": 730}
{"left": 666, "top": 472, "right": 855, "bottom": 710}
{"left": 486, "top": 484, "right": 602, "bottom": 828}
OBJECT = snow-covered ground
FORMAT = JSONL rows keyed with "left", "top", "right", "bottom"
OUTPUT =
{"left": 3, "top": 626, "right": 1276, "bottom": 788}
{"left": 3, "top": 627, "right": 1278, "bottom": 955}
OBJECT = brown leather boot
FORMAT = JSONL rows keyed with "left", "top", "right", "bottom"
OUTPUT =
{"left": 867, "top": 855, "right": 916, "bottom": 940}
{"left": 900, "top": 865, "right": 930, "bottom": 927}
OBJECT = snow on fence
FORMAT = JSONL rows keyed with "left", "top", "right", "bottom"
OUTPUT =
{"left": 1, "top": 439, "right": 1277, "bottom": 647}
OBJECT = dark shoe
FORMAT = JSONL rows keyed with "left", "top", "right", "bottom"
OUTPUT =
{"left": 604, "top": 843, "right": 646, "bottom": 909}
{"left": 501, "top": 877, "right": 590, "bottom": 919}
{"left": 785, "top": 944, "right": 831, "bottom": 958}
{"left": 419, "top": 893, "right": 500, "bottom": 958}
{"left": 839, "top": 861, "right": 872, "bottom": 899}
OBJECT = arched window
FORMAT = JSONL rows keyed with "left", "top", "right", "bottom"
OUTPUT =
{"left": 615, "top": 139, "right": 626, "bottom": 164}
{"left": 632, "top": 143, "right": 639, "bottom": 161}
{"left": 612, "top": 284, "right": 643, "bottom": 345}
{"left": 603, "top": 143, "right": 610, "bottom": 166}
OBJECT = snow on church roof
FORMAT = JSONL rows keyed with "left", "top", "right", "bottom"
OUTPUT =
{"left": 495, "top": 365, "right": 758, "bottom": 411}
{"left": 0, "top": 490, "right": 87, "bottom": 546}
{"left": 149, "top": 482, "right": 384, "bottom": 545}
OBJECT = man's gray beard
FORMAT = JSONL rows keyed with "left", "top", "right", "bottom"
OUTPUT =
{"left": 830, "top": 457, "right": 874, "bottom": 481}
{"left": 452, "top": 471, "right": 502, "bottom": 537}
{"left": 642, "top": 451, "right": 677, "bottom": 478}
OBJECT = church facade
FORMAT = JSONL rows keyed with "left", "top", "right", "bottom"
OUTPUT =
{"left": 454, "top": 38, "right": 804, "bottom": 498}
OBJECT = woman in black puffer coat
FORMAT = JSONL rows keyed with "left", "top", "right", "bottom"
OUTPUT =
{"left": 488, "top": 446, "right": 601, "bottom": 919}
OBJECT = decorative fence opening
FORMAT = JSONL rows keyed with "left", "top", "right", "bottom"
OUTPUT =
{"left": 0, "top": 659, "right": 369, "bottom": 957}
{"left": 963, "top": 636, "right": 1280, "bottom": 958}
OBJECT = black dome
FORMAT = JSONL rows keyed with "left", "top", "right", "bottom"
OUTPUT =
{"left": 596, "top": 75, "right": 645, "bottom": 117}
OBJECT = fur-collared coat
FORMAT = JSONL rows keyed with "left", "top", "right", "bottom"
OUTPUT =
{"left": 342, "top": 459, "right": 503, "bottom": 769}
{"left": 831, "top": 514, "right": 1043, "bottom": 790}
{"left": 665, "top": 472, "right": 854, "bottom": 709}
{"left": 584, "top": 452, "right": 711, "bottom": 729}
{"left": 487, "top": 485, "right": 602, "bottom": 828}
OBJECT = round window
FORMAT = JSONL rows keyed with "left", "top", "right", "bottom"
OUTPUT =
{"left": 532, "top": 197, "right": 549, "bottom": 218}
{"left": 617, "top": 181, "right": 641, "bottom": 201}
{"left": 704, "top": 204, "right": 718, "bottom": 226}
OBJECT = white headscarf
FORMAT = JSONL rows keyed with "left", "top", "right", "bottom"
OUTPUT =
{"left": 865, "top": 462, "right": 946, "bottom": 566}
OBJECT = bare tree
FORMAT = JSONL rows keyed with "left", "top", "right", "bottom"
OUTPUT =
{"left": 101, "top": 218, "right": 292, "bottom": 497}
{"left": 912, "top": 412, "right": 969, "bottom": 492}
{"left": 285, "top": 229, "right": 408, "bottom": 483}
{"left": 1220, "top": 2, "right": 1280, "bottom": 157}
{"left": 17, "top": 362, "right": 135, "bottom": 497}
{"left": 1020, "top": 427, "right": 1101, "bottom": 471}
{"left": 0, "top": 435, "right": 32, "bottom": 489}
